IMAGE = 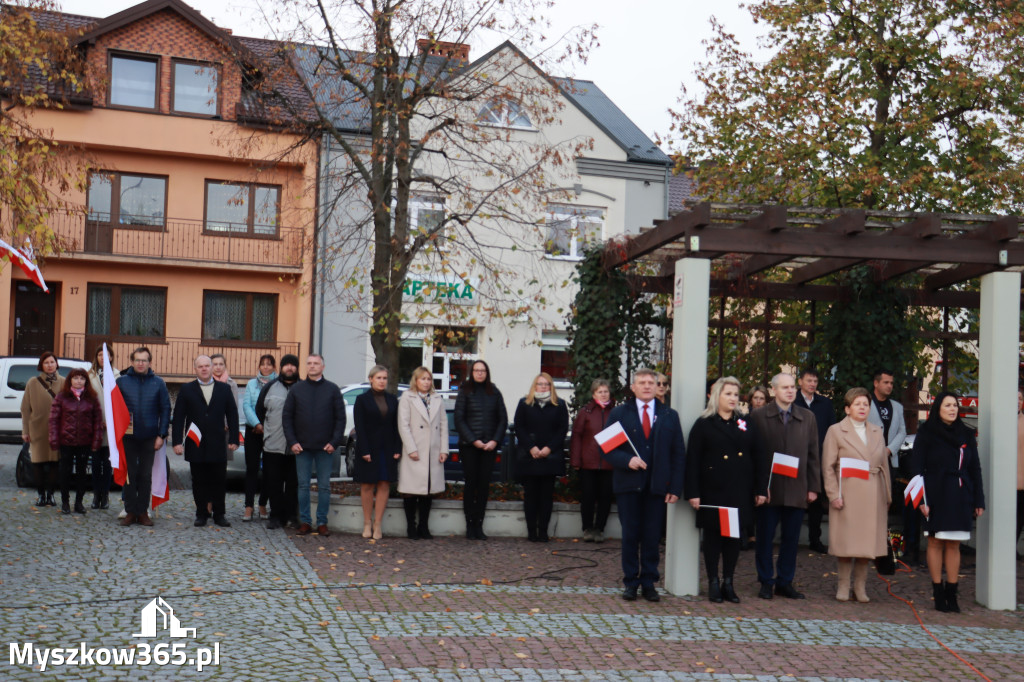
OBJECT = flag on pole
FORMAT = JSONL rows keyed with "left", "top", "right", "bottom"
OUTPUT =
{"left": 771, "top": 452, "right": 800, "bottom": 478}
{"left": 718, "top": 506, "right": 740, "bottom": 538}
{"left": 0, "top": 238, "right": 48, "bottom": 292}
{"left": 102, "top": 344, "right": 129, "bottom": 486}
{"left": 187, "top": 423, "right": 202, "bottom": 446}
{"left": 904, "top": 475, "right": 925, "bottom": 509}
{"left": 238, "top": 430, "right": 245, "bottom": 445}
{"left": 594, "top": 422, "right": 629, "bottom": 453}
{"left": 151, "top": 441, "right": 168, "bottom": 509}
{"left": 840, "top": 458, "right": 870, "bottom": 480}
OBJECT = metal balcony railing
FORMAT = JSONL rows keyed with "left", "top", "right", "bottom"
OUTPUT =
{"left": 49, "top": 211, "right": 305, "bottom": 270}
{"left": 63, "top": 334, "right": 301, "bottom": 380}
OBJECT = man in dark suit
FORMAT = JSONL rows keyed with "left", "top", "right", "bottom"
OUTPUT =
{"left": 602, "top": 368, "right": 686, "bottom": 602}
{"left": 172, "top": 355, "right": 240, "bottom": 527}
{"left": 750, "top": 372, "right": 820, "bottom": 599}
{"left": 793, "top": 368, "right": 834, "bottom": 554}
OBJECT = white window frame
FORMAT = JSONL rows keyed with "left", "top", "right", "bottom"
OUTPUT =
{"left": 397, "top": 196, "right": 448, "bottom": 250}
{"left": 476, "top": 100, "right": 535, "bottom": 130}
{"left": 544, "top": 205, "right": 605, "bottom": 260}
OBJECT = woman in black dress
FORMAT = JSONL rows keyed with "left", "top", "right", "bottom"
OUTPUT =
{"left": 514, "top": 373, "right": 569, "bottom": 542}
{"left": 912, "top": 391, "right": 985, "bottom": 612}
{"left": 685, "top": 377, "right": 767, "bottom": 603}
{"left": 353, "top": 365, "right": 400, "bottom": 540}
{"left": 453, "top": 360, "right": 508, "bottom": 540}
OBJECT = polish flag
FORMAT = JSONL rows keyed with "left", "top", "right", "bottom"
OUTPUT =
{"left": 594, "top": 422, "right": 628, "bottom": 453}
{"left": 102, "top": 344, "right": 129, "bottom": 486}
{"left": 904, "top": 475, "right": 925, "bottom": 509}
{"left": 840, "top": 458, "right": 870, "bottom": 480}
{"left": 771, "top": 452, "right": 800, "bottom": 478}
{"left": 0, "top": 238, "right": 48, "bottom": 293}
{"left": 187, "top": 423, "right": 202, "bottom": 446}
{"left": 151, "top": 441, "right": 169, "bottom": 509}
{"left": 238, "top": 430, "right": 245, "bottom": 445}
{"left": 718, "top": 506, "right": 740, "bottom": 538}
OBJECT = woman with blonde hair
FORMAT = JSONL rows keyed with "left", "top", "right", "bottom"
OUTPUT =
{"left": 397, "top": 366, "right": 449, "bottom": 539}
{"left": 821, "top": 387, "right": 890, "bottom": 603}
{"left": 685, "top": 377, "right": 765, "bottom": 602}
{"left": 514, "top": 373, "right": 569, "bottom": 542}
{"left": 352, "top": 365, "right": 401, "bottom": 539}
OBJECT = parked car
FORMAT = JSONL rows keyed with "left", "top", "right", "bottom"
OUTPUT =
{"left": 1, "top": 356, "right": 93, "bottom": 440}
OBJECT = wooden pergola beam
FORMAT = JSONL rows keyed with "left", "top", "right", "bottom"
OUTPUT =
{"left": 732, "top": 210, "right": 866, "bottom": 279}
{"left": 603, "top": 202, "right": 711, "bottom": 269}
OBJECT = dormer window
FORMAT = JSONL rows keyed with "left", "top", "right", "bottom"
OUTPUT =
{"left": 477, "top": 100, "right": 533, "bottom": 129}
{"left": 173, "top": 60, "right": 219, "bottom": 116}
{"left": 109, "top": 53, "right": 158, "bottom": 110}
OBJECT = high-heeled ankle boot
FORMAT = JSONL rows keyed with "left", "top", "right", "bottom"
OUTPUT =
{"left": 721, "top": 576, "right": 740, "bottom": 603}
{"left": 852, "top": 560, "right": 870, "bottom": 603}
{"left": 100, "top": 492, "right": 110, "bottom": 510}
{"left": 403, "top": 498, "right": 418, "bottom": 540}
{"left": 932, "top": 582, "right": 948, "bottom": 612}
{"left": 945, "top": 582, "right": 960, "bottom": 613}
{"left": 708, "top": 577, "right": 723, "bottom": 603}
{"left": 417, "top": 497, "right": 432, "bottom": 540}
{"left": 74, "top": 494, "right": 86, "bottom": 514}
{"left": 836, "top": 559, "right": 852, "bottom": 602}
{"left": 61, "top": 493, "right": 71, "bottom": 514}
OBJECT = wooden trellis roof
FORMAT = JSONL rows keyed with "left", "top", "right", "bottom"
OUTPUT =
{"left": 605, "top": 203, "right": 1024, "bottom": 308}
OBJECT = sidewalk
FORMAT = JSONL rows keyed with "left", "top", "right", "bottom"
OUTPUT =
{"left": 1, "top": 444, "right": 1022, "bottom": 680}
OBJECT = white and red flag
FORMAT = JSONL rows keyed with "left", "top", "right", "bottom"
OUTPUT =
{"left": 904, "top": 475, "right": 925, "bottom": 509}
{"left": 718, "top": 506, "right": 740, "bottom": 538}
{"left": 187, "top": 423, "right": 202, "bottom": 446}
{"left": 0, "top": 238, "right": 48, "bottom": 293}
{"left": 771, "top": 452, "right": 800, "bottom": 478}
{"left": 840, "top": 458, "right": 870, "bottom": 480}
{"left": 594, "top": 422, "right": 628, "bottom": 453}
{"left": 238, "top": 430, "right": 245, "bottom": 445}
{"left": 102, "top": 344, "right": 129, "bottom": 486}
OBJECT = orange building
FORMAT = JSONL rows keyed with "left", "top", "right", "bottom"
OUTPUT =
{"left": 0, "top": 0, "right": 316, "bottom": 383}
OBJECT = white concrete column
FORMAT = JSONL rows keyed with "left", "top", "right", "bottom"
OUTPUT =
{"left": 665, "top": 257, "right": 709, "bottom": 596}
{"left": 975, "top": 270, "right": 1021, "bottom": 610}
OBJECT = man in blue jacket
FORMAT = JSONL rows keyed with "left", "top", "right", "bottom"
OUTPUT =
{"left": 602, "top": 368, "right": 686, "bottom": 602}
{"left": 116, "top": 346, "right": 170, "bottom": 527}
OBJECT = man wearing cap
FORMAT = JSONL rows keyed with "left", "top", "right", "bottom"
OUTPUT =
{"left": 257, "top": 354, "right": 301, "bottom": 530}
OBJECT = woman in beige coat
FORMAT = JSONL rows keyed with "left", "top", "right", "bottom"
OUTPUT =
{"left": 822, "top": 387, "right": 891, "bottom": 602}
{"left": 21, "top": 351, "right": 65, "bottom": 507}
{"left": 397, "top": 366, "right": 449, "bottom": 539}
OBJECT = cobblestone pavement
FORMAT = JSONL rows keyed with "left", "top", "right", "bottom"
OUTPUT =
{"left": 1, "top": 444, "right": 1022, "bottom": 681}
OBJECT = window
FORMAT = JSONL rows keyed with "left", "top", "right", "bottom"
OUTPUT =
{"left": 202, "top": 291, "right": 277, "bottom": 344}
{"left": 408, "top": 197, "right": 446, "bottom": 245}
{"left": 477, "top": 100, "right": 533, "bottom": 129}
{"left": 109, "top": 54, "right": 158, "bottom": 109}
{"left": 541, "top": 331, "right": 570, "bottom": 381}
{"left": 173, "top": 60, "right": 219, "bottom": 116}
{"left": 87, "top": 285, "right": 166, "bottom": 339}
{"left": 87, "top": 171, "right": 167, "bottom": 228}
{"left": 205, "top": 182, "right": 280, "bottom": 236}
{"left": 544, "top": 206, "right": 604, "bottom": 259}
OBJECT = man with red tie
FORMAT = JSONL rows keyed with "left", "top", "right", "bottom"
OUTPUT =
{"left": 602, "top": 368, "right": 686, "bottom": 602}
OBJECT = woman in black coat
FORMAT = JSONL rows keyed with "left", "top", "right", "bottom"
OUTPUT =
{"left": 353, "top": 365, "right": 401, "bottom": 540}
{"left": 911, "top": 392, "right": 985, "bottom": 613}
{"left": 453, "top": 360, "right": 508, "bottom": 540}
{"left": 514, "top": 373, "right": 569, "bottom": 542}
{"left": 685, "top": 377, "right": 767, "bottom": 603}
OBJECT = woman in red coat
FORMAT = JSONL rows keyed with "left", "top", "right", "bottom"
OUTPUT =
{"left": 570, "top": 379, "right": 615, "bottom": 542}
{"left": 49, "top": 368, "right": 103, "bottom": 514}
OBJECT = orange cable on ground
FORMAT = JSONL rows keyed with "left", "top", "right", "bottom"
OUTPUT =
{"left": 876, "top": 559, "right": 992, "bottom": 682}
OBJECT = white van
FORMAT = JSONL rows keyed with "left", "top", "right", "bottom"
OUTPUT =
{"left": 0, "top": 356, "right": 93, "bottom": 438}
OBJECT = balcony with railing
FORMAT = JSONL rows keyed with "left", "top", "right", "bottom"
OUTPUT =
{"left": 49, "top": 211, "right": 305, "bottom": 271}
{"left": 63, "top": 334, "right": 301, "bottom": 381}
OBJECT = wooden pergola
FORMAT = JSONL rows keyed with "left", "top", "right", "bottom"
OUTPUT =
{"left": 604, "top": 202, "right": 1023, "bottom": 609}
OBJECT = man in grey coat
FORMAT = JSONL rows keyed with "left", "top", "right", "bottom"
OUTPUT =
{"left": 750, "top": 372, "right": 821, "bottom": 600}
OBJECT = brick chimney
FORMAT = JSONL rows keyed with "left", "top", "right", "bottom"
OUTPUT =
{"left": 416, "top": 38, "right": 470, "bottom": 62}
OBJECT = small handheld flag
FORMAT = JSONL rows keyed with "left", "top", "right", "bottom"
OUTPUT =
{"left": 904, "top": 475, "right": 925, "bottom": 509}
{"left": 718, "top": 506, "right": 740, "bottom": 538}
{"left": 771, "top": 453, "right": 800, "bottom": 478}
{"left": 594, "top": 422, "right": 628, "bottom": 453}
{"left": 840, "top": 458, "right": 870, "bottom": 480}
{"left": 238, "top": 430, "right": 245, "bottom": 445}
{"left": 103, "top": 344, "right": 129, "bottom": 486}
{"left": 187, "top": 423, "right": 202, "bottom": 446}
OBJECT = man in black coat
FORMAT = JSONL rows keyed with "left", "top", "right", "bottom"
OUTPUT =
{"left": 602, "top": 368, "right": 686, "bottom": 602}
{"left": 172, "top": 355, "right": 239, "bottom": 527}
{"left": 793, "top": 368, "right": 834, "bottom": 554}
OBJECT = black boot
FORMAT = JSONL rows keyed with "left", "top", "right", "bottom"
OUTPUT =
{"left": 61, "top": 493, "right": 71, "bottom": 515}
{"left": 708, "top": 577, "right": 723, "bottom": 603}
{"left": 465, "top": 516, "right": 476, "bottom": 540}
{"left": 475, "top": 520, "right": 488, "bottom": 541}
{"left": 91, "top": 493, "right": 101, "bottom": 510}
{"left": 945, "top": 582, "right": 960, "bottom": 613}
{"left": 45, "top": 491, "right": 56, "bottom": 507}
{"left": 721, "top": 577, "right": 740, "bottom": 603}
{"left": 417, "top": 497, "right": 433, "bottom": 540}
{"left": 100, "top": 492, "right": 110, "bottom": 510}
{"left": 35, "top": 491, "right": 47, "bottom": 507}
{"left": 74, "top": 494, "right": 86, "bottom": 514}
{"left": 932, "top": 582, "right": 948, "bottom": 612}
{"left": 403, "top": 498, "right": 418, "bottom": 540}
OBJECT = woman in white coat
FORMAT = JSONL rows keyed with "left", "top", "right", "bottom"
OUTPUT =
{"left": 397, "top": 366, "right": 449, "bottom": 539}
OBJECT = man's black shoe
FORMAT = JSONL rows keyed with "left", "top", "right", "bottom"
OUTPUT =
{"left": 641, "top": 586, "right": 660, "bottom": 602}
{"left": 758, "top": 582, "right": 774, "bottom": 600}
{"left": 194, "top": 516, "right": 208, "bottom": 527}
{"left": 809, "top": 541, "right": 828, "bottom": 554}
{"left": 266, "top": 518, "right": 281, "bottom": 530}
{"left": 774, "top": 583, "right": 805, "bottom": 599}
{"left": 621, "top": 585, "right": 638, "bottom": 601}
{"left": 213, "top": 515, "right": 231, "bottom": 528}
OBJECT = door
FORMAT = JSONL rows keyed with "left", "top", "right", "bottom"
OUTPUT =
{"left": 431, "top": 353, "right": 475, "bottom": 391}
{"left": 13, "top": 282, "right": 56, "bottom": 356}
{"left": 84, "top": 221, "right": 113, "bottom": 253}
